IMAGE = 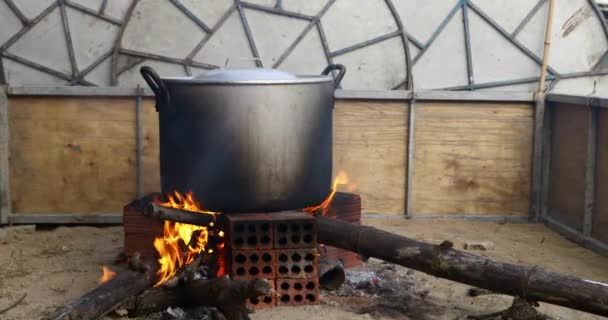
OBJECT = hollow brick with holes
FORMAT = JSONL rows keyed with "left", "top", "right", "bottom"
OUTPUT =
{"left": 247, "top": 279, "right": 276, "bottom": 309}
{"left": 229, "top": 249, "right": 276, "bottom": 280}
{"left": 276, "top": 248, "right": 318, "bottom": 279}
{"left": 276, "top": 278, "right": 319, "bottom": 306}
{"left": 222, "top": 214, "right": 274, "bottom": 250}
{"left": 272, "top": 212, "right": 316, "bottom": 249}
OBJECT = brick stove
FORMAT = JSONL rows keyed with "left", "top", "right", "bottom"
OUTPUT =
{"left": 123, "top": 192, "right": 362, "bottom": 309}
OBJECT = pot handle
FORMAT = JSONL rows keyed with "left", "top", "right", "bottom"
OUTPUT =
{"left": 322, "top": 64, "right": 346, "bottom": 90}
{"left": 140, "top": 66, "right": 171, "bottom": 112}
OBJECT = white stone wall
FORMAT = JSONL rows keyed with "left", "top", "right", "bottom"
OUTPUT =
{"left": 0, "top": 0, "right": 606, "bottom": 94}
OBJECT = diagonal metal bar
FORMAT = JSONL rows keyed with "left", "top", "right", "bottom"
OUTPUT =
{"left": 186, "top": 5, "right": 237, "bottom": 64}
{"left": 462, "top": 0, "right": 474, "bottom": 87}
{"left": 59, "top": 0, "right": 78, "bottom": 78}
{"left": 2, "top": 51, "right": 73, "bottom": 81}
{"left": 69, "top": 49, "right": 113, "bottom": 85}
{"left": 116, "top": 56, "right": 145, "bottom": 77}
{"left": 0, "top": 2, "right": 59, "bottom": 51}
{"left": 272, "top": 0, "right": 336, "bottom": 68}
{"left": 120, "top": 48, "right": 218, "bottom": 69}
{"left": 591, "top": 49, "right": 608, "bottom": 72}
{"left": 4, "top": 0, "right": 30, "bottom": 26}
{"left": 169, "top": 0, "right": 212, "bottom": 33}
{"left": 64, "top": 0, "right": 122, "bottom": 25}
{"left": 437, "top": 75, "right": 556, "bottom": 91}
{"left": 588, "top": 0, "right": 608, "bottom": 40}
{"left": 412, "top": 1, "right": 462, "bottom": 65}
{"left": 330, "top": 31, "right": 401, "bottom": 57}
{"left": 241, "top": 1, "right": 315, "bottom": 21}
{"left": 385, "top": 0, "right": 413, "bottom": 90}
{"left": 235, "top": 0, "right": 263, "bottom": 67}
{"left": 316, "top": 21, "right": 334, "bottom": 66}
{"left": 407, "top": 34, "right": 424, "bottom": 50}
{"left": 512, "top": 0, "right": 546, "bottom": 37}
{"left": 468, "top": 1, "right": 560, "bottom": 76}
{"left": 111, "top": 0, "right": 139, "bottom": 86}
{"left": 99, "top": 0, "right": 108, "bottom": 15}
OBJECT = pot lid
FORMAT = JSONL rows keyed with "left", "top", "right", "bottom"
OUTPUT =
{"left": 162, "top": 66, "right": 333, "bottom": 84}
{"left": 194, "top": 67, "right": 299, "bottom": 81}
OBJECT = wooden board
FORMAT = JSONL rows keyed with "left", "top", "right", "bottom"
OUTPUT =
{"left": 547, "top": 103, "right": 589, "bottom": 232}
{"left": 593, "top": 108, "right": 608, "bottom": 244}
{"left": 9, "top": 96, "right": 136, "bottom": 213}
{"left": 141, "top": 98, "right": 160, "bottom": 194}
{"left": 333, "top": 100, "right": 408, "bottom": 214}
{"left": 412, "top": 102, "right": 533, "bottom": 215}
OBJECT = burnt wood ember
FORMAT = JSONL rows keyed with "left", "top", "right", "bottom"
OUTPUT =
{"left": 124, "top": 276, "right": 271, "bottom": 320}
{"left": 315, "top": 216, "right": 608, "bottom": 317}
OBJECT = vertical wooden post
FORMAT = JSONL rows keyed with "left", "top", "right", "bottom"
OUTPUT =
{"left": 405, "top": 96, "right": 416, "bottom": 218}
{"left": 0, "top": 86, "right": 10, "bottom": 224}
{"left": 136, "top": 86, "right": 144, "bottom": 198}
{"left": 583, "top": 106, "right": 598, "bottom": 237}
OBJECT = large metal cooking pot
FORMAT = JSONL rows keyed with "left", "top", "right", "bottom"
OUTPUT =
{"left": 140, "top": 64, "right": 346, "bottom": 213}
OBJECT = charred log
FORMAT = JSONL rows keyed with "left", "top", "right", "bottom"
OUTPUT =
{"left": 124, "top": 276, "right": 271, "bottom": 320}
{"left": 315, "top": 216, "right": 608, "bottom": 317}
{"left": 43, "top": 270, "right": 155, "bottom": 320}
{"left": 318, "top": 257, "right": 346, "bottom": 290}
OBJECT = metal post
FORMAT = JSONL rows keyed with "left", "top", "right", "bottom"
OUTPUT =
{"left": 0, "top": 86, "right": 10, "bottom": 224}
{"left": 405, "top": 96, "right": 416, "bottom": 218}
{"left": 583, "top": 106, "right": 598, "bottom": 237}
{"left": 540, "top": 101, "right": 553, "bottom": 221}
{"left": 531, "top": 94, "right": 546, "bottom": 221}
{"left": 136, "top": 86, "right": 144, "bottom": 198}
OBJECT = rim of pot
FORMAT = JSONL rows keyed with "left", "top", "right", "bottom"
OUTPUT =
{"left": 160, "top": 75, "right": 335, "bottom": 85}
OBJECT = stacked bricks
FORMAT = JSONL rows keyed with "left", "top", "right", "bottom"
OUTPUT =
{"left": 222, "top": 211, "right": 319, "bottom": 308}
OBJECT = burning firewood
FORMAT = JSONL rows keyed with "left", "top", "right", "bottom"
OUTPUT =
{"left": 314, "top": 215, "right": 608, "bottom": 318}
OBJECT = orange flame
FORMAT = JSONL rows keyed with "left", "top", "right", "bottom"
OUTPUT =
{"left": 153, "top": 191, "right": 224, "bottom": 286}
{"left": 303, "top": 170, "right": 351, "bottom": 216}
{"left": 99, "top": 265, "right": 116, "bottom": 284}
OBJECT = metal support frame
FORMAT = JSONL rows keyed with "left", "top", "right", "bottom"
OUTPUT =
{"left": 539, "top": 100, "right": 553, "bottom": 222}
{"left": 0, "top": 86, "right": 9, "bottom": 224}
{"left": 405, "top": 96, "right": 416, "bottom": 218}
{"left": 531, "top": 94, "right": 546, "bottom": 221}
{"left": 135, "top": 86, "right": 144, "bottom": 198}
{"left": 462, "top": 0, "right": 474, "bottom": 87}
{"left": 583, "top": 106, "right": 598, "bottom": 237}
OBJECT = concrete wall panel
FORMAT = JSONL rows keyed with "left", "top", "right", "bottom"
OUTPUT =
{"left": 279, "top": 28, "right": 329, "bottom": 75}
{"left": 0, "top": 1, "right": 21, "bottom": 45}
{"left": 394, "top": 0, "right": 459, "bottom": 45}
{"left": 14, "top": 0, "right": 56, "bottom": 20}
{"left": 66, "top": 8, "right": 119, "bottom": 70}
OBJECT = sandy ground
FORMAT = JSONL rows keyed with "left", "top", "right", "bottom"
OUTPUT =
{"left": 0, "top": 218, "right": 607, "bottom": 320}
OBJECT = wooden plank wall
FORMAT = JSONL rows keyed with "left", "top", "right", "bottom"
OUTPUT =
{"left": 6, "top": 96, "right": 536, "bottom": 217}
{"left": 333, "top": 100, "right": 408, "bottom": 214}
{"left": 9, "top": 97, "right": 137, "bottom": 213}
{"left": 593, "top": 108, "right": 608, "bottom": 244}
{"left": 546, "top": 104, "right": 589, "bottom": 232}
{"left": 412, "top": 102, "right": 533, "bottom": 215}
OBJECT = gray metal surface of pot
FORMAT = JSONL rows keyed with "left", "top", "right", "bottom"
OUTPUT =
{"left": 140, "top": 65, "right": 346, "bottom": 213}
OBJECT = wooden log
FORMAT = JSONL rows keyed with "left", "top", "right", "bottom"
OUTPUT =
{"left": 315, "top": 216, "right": 608, "bottom": 317}
{"left": 125, "top": 276, "right": 271, "bottom": 320}
{"left": 44, "top": 270, "right": 155, "bottom": 320}
{"left": 143, "top": 202, "right": 216, "bottom": 226}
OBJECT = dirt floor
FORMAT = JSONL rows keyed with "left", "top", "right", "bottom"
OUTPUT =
{"left": 1, "top": 217, "right": 607, "bottom": 320}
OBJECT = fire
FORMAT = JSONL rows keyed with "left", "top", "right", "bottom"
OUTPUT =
{"left": 99, "top": 265, "right": 116, "bottom": 284}
{"left": 303, "top": 170, "right": 351, "bottom": 216}
{"left": 153, "top": 191, "right": 224, "bottom": 286}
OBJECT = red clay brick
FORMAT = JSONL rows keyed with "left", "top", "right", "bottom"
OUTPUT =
{"left": 247, "top": 280, "right": 276, "bottom": 309}
{"left": 229, "top": 249, "right": 276, "bottom": 280}
{"left": 276, "top": 248, "right": 318, "bottom": 279}
{"left": 272, "top": 212, "right": 316, "bottom": 249}
{"left": 222, "top": 214, "right": 274, "bottom": 250}
{"left": 276, "top": 278, "right": 319, "bottom": 306}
